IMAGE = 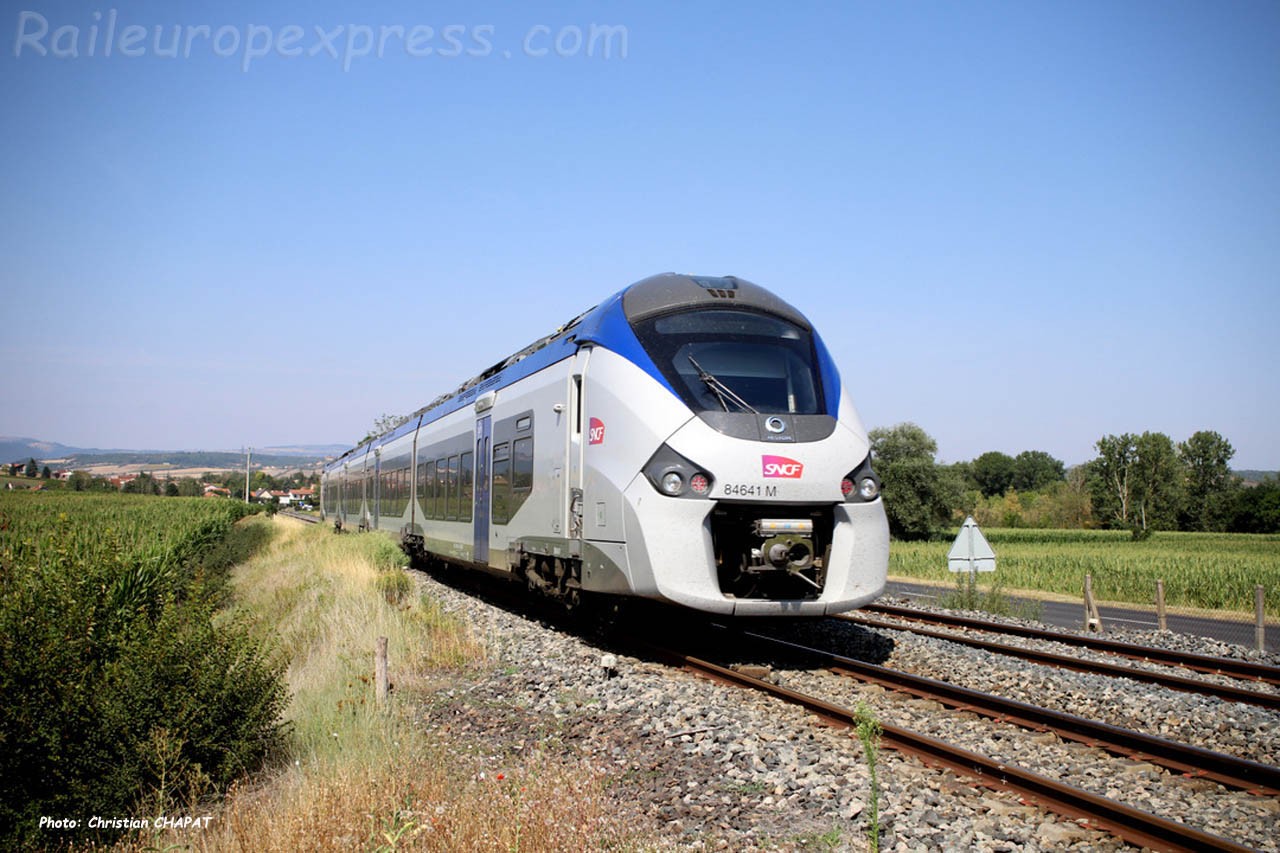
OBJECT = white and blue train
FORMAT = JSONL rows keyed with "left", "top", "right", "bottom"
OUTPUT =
{"left": 321, "top": 273, "right": 888, "bottom": 616}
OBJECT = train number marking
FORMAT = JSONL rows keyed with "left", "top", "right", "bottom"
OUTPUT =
{"left": 721, "top": 483, "right": 778, "bottom": 498}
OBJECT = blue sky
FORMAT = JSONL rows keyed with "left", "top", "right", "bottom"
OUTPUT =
{"left": 2, "top": 1, "right": 1277, "bottom": 469}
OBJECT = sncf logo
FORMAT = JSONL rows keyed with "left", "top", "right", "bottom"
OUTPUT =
{"left": 762, "top": 455, "right": 804, "bottom": 478}
{"left": 588, "top": 417, "right": 605, "bottom": 445}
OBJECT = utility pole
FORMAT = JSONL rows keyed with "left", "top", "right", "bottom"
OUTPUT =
{"left": 244, "top": 446, "right": 252, "bottom": 503}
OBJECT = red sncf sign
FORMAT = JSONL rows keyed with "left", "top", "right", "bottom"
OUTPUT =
{"left": 761, "top": 455, "right": 803, "bottom": 478}
{"left": 588, "top": 417, "right": 605, "bottom": 445}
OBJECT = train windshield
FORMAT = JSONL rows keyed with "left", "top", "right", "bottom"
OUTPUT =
{"left": 633, "top": 309, "right": 824, "bottom": 414}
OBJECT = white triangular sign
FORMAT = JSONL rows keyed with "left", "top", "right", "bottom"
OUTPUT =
{"left": 948, "top": 516, "right": 996, "bottom": 572}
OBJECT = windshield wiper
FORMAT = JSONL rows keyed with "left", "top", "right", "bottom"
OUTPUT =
{"left": 687, "top": 355, "right": 758, "bottom": 413}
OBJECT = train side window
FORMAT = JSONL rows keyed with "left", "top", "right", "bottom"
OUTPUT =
{"left": 511, "top": 436, "right": 533, "bottom": 517}
{"left": 446, "top": 455, "right": 459, "bottom": 520}
{"left": 419, "top": 459, "right": 435, "bottom": 518}
{"left": 459, "top": 451, "right": 474, "bottom": 522}
{"left": 435, "top": 457, "right": 447, "bottom": 520}
{"left": 492, "top": 442, "right": 511, "bottom": 524}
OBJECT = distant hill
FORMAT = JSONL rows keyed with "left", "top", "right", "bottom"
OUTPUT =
{"left": 1235, "top": 470, "right": 1278, "bottom": 486}
{"left": 0, "top": 437, "right": 345, "bottom": 470}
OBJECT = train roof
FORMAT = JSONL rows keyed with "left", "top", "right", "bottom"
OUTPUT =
{"left": 325, "top": 274, "right": 816, "bottom": 473}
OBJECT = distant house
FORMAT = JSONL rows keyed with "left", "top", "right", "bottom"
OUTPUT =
{"left": 203, "top": 485, "right": 232, "bottom": 498}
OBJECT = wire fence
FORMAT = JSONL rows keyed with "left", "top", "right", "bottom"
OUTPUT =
{"left": 1080, "top": 576, "right": 1274, "bottom": 654}
{"left": 885, "top": 577, "right": 1278, "bottom": 655}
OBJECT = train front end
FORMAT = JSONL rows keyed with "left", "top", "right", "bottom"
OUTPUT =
{"left": 578, "top": 274, "right": 889, "bottom": 616}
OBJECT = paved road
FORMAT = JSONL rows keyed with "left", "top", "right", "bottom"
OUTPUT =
{"left": 883, "top": 580, "right": 1277, "bottom": 655}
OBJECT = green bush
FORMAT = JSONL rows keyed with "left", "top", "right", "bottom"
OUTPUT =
{"left": 376, "top": 569, "right": 413, "bottom": 606}
{"left": 0, "top": 495, "right": 286, "bottom": 847}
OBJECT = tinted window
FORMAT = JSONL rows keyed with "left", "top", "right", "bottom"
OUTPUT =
{"left": 419, "top": 459, "right": 435, "bottom": 519}
{"left": 459, "top": 451, "right": 473, "bottom": 523}
{"left": 634, "top": 309, "right": 823, "bottom": 415}
{"left": 492, "top": 443, "right": 511, "bottom": 524}
{"left": 507, "top": 437, "right": 534, "bottom": 520}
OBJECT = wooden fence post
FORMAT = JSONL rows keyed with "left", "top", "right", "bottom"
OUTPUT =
{"left": 1156, "top": 579, "right": 1167, "bottom": 632}
{"left": 376, "top": 636, "right": 389, "bottom": 705}
{"left": 1257, "top": 586, "right": 1267, "bottom": 654}
{"left": 1084, "top": 574, "right": 1103, "bottom": 633}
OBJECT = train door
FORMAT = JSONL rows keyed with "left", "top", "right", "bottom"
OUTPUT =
{"left": 474, "top": 415, "right": 492, "bottom": 564}
{"left": 568, "top": 348, "right": 590, "bottom": 542}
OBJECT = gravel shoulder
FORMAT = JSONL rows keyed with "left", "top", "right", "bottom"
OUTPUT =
{"left": 408, "top": 572, "right": 1239, "bottom": 851}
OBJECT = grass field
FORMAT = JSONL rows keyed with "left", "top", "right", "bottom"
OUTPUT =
{"left": 889, "top": 528, "right": 1280, "bottom": 617}
{"left": 128, "top": 517, "right": 628, "bottom": 852}
{"left": 0, "top": 492, "right": 284, "bottom": 849}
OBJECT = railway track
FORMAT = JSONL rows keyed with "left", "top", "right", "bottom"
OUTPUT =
{"left": 862, "top": 602, "right": 1280, "bottom": 686}
{"left": 841, "top": 605, "right": 1280, "bottom": 711}
{"left": 650, "top": 634, "right": 1260, "bottom": 853}
{"left": 740, "top": 627, "right": 1280, "bottom": 796}
{"left": 402, "top": 562, "right": 1277, "bottom": 848}
{"left": 279, "top": 510, "right": 321, "bottom": 524}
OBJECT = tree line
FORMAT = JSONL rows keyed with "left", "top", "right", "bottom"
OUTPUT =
{"left": 870, "top": 423, "right": 1278, "bottom": 540}
{"left": 14, "top": 466, "right": 318, "bottom": 497}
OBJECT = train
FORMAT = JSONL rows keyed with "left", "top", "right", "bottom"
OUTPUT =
{"left": 320, "top": 273, "right": 888, "bottom": 616}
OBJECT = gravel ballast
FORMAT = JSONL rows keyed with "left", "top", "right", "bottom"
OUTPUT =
{"left": 408, "top": 572, "right": 1280, "bottom": 851}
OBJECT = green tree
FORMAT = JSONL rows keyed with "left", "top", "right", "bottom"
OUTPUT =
{"left": 67, "top": 470, "right": 94, "bottom": 492}
{"left": 970, "top": 451, "right": 1015, "bottom": 498}
{"left": 1177, "top": 430, "right": 1237, "bottom": 531}
{"left": 23, "top": 459, "right": 37, "bottom": 478}
{"left": 360, "top": 413, "right": 405, "bottom": 445}
{"left": 1011, "top": 450, "right": 1065, "bottom": 492}
{"left": 869, "top": 423, "right": 961, "bottom": 540}
{"left": 40, "top": 466, "right": 51, "bottom": 480}
{"left": 176, "top": 477, "right": 204, "bottom": 498}
{"left": 1089, "top": 432, "right": 1183, "bottom": 534}
{"left": 1231, "top": 478, "right": 1280, "bottom": 533}
{"left": 1089, "top": 433, "right": 1137, "bottom": 528}
{"left": 1130, "top": 432, "right": 1182, "bottom": 533}
{"left": 122, "top": 472, "right": 161, "bottom": 496}
{"left": 164, "top": 481, "right": 180, "bottom": 497}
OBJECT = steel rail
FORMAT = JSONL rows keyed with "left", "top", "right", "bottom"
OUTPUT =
{"left": 841, "top": 610, "right": 1280, "bottom": 712}
{"left": 646, "top": 642, "right": 1255, "bottom": 853}
{"left": 859, "top": 602, "right": 1280, "bottom": 687}
{"left": 279, "top": 510, "right": 321, "bottom": 524}
{"left": 740, "top": 629, "right": 1280, "bottom": 796}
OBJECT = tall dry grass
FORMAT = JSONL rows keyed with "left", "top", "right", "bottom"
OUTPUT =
{"left": 121, "top": 518, "right": 627, "bottom": 852}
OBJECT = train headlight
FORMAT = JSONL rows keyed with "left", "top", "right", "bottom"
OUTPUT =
{"left": 643, "top": 444, "right": 715, "bottom": 499}
{"left": 843, "top": 455, "right": 881, "bottom": 503}
{"left": 857, "top": 476, "right": 880, "bottom": 501}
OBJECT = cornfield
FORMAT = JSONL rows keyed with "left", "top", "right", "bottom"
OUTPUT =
{"left": 0, "top": 491, "right": 283, "bottom": 848}
{"left": 0, "top": 491, "right": 256, "bottom": 574}
{"left": 890, "top": 528, "right": 1280, "bottom": 617}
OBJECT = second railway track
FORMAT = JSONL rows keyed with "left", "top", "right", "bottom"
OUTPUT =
{"left": 405, "top": 561, "right": 1280, "bottom": 850}
{"left": 736, "top": 626, "right": 1280, "bottom": 796}
{"left": 840, "top": 604, "right": 1280, "bottom": 710}
{"left": 862, "top": 601, "right": 1280, "bottom": 686}
{"left": 650, "top": 638, "right": 1259, "bottom": 853}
